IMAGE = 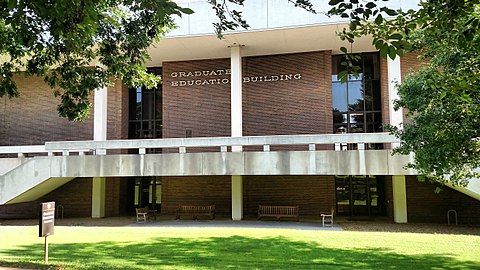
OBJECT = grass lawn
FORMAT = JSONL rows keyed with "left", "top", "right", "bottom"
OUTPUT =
{"left": 0, "top": 225, "right": 479, "bottom": 269}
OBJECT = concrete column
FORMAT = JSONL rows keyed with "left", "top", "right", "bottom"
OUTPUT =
{"left": 94, "top": 86, "right": 108, "bottom": 141}
{"left": 230, "top": 44, "right": 243, "bottom": 152}
{"left": 231, "top": 175, "right": 243, "bottom": 220}
{"left": 92, "top": 177, "right": 106, "bottom": 218}
{"left": 392, "top": 175, "right": 408, "bottom": 223}
{"left": 387, "top": 57, "right": 403, "bottom": 148}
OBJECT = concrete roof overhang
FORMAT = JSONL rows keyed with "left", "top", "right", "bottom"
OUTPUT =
{"left": 146, "top": 23, "right": 376, "bottom": 66}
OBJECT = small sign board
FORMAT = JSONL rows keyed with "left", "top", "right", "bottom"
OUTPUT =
{"left": 39, "top": 201, "right": 55, "bottom": 237}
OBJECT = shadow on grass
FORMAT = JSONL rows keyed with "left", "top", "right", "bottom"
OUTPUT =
{"left": 1, "top": 236, "right": 479, "bottom": 270}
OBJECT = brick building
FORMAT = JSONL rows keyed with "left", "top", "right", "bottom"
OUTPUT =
{"left": 1, "top": 0, "right": 479, "bottom": 224}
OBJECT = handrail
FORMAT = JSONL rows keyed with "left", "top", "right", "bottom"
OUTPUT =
{"left": 0, "top": 145, "right": 46, "bottom": 154}
{"left": 44, "top": 133, "right": 399, "bottom": 153}
{"left": 0, "top": 133, "right": 400, "bottom": 157}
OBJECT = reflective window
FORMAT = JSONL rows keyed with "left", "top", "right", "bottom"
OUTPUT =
{"left": 332, "top": 53, "right": 382, "bottom": 136}
{"left": 129, "top": 67, "right": 163, "bottom": 140}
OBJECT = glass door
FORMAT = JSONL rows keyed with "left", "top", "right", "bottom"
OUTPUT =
{"left": 335, "top": 175, "right": 385, "bottom": 217}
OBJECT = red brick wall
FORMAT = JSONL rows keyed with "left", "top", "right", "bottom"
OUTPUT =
{"left": 160, "top": 175, "right": 335, "bottom": 218}
{"left": 162, "top": 59, "right": 231, "bottom": 139}
{"left": 243, "top": 51, "right": 332, "bottom": 136}
{"left": 162, "top": 51, "right": 333, "bottom": 140}
{"left": 0, "top": 76, "right": 128, "bottom": 146}
{"left": 406, "top": 176, "right": 480, "bottom": 224}
{"left": 161, "top": 176, "right": 232, "bottom": 216}
{"left": 0, "top": 75, "right": 93, "bottom": 146}
{"left": 244, "top": 175, "right": 336, "bottom": 217}
{"left": 0, "top": 177, "right": 126, "bottom": 219}
{"left": 0, "top": 177, "right": 92, "bottom": 218}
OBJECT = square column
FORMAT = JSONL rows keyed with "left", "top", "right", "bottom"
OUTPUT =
{"left": 230, "top": 44, "right": 243, "bottom": 152}
{"left": 392, "top": 175, "right": 408, "bottom": 223}
{"left": 387, "top": 57, "right": 403, "bottom": 148}
{"left": 231, "top": 175, "right": 243, "bottom": 220}
{"left": 92, "top": 177, "right": 106, "bottom": 218}
{"left": 94, "top": 86, "right": 108, "bottom": 141}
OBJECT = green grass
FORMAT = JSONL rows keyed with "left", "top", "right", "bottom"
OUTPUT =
{"left": 0, "top": 225, "right": 480, "bottom": 269}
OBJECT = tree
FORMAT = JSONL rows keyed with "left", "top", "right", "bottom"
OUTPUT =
{"left": 0, "top": 0, "right": 192, "bottom": 120}
{"left": 211, "top": 0, "right": 480, "bottom": 187}
{"left": 327, "top": 0, "right": 480, "bottom": 187}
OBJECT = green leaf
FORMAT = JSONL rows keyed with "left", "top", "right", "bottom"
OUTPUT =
{"left": 389, "top": 33, "right": 402, "bottom": 40}
{"left": 374, "top": 14, "right": 383, "bottom": 24}
{"left": 366, "top": 2, "right": 376, "bottom": 9}
{"left": 380, "top": 44, "right": 389, "bottom": 57}
{"left": 388, "top": 46, "right": 397, "bottom": 59}
{"left": 374, "top": 39, "right": 384, "bottom": 50}
{"left": 328, "top": 0, "right": 344, "bottom": 5}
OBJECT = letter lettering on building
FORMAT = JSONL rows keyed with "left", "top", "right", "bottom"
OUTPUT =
{"left": 169, "top": 68, "right": 302, "bottom": 87}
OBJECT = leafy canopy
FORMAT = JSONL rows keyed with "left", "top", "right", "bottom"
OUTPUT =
{"left": 212, "top": 0, "right": 480, "bottom": 186}
{"left": 0, "top": 0, "right": 192, "bottom": 120}
{"left": 328, "top": 0, "right": 480, "bottom": 186}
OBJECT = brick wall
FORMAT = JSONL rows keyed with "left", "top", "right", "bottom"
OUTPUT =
{"left": 0, "top": 74, "right": 93, "bottom": 146}
{"left": 161, "top": 176, "right": 232, "bottom": 216}
{"left": 406, "top": 176, "right": 480, "bottom": 224}
{"left": 0, "top": 178, "right": 92, "bottom": 218}
{"left": 244, "top": 175, "right": 336, "bottom": 217}
{"left": 160, "top": 175, "right": 335, "bottom": 218}
{"left": 162, "top": 58, "right": 231, "bottom": 139}
{"left": 0, "top": 76, "right": 128, "bottom": 146}
{"left": 162, "top": 51, "right": 333, "bottom": 140}
{"left": 0, "top": 76, "right": 128, "bottom": 218}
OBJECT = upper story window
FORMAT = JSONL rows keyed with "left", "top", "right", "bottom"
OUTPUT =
{"left": 332, "top": 53, "right": 382, "bottom": 134}
{"left": 128, "top": 67, "right": 162, "bottom": 139}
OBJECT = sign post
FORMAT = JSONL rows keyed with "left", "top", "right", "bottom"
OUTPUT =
{"left": 39, "top": 201, "right": 55, "bottom": 264}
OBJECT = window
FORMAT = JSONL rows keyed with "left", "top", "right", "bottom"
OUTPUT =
{"left": 128, "top": 67, "right": 162, "bottom": 139}
{"left": 332, "top": 53, "right": 382, "bottom": 135}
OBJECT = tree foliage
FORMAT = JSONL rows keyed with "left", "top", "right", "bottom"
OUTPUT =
{"left": 329, "top": 0, "right": 480, "bottom": 186}
{"left": 0, "top": 0, "right": 192, "bottom": 120}
{"left": 212, "top": 0, "right": 480, "bottom": 186}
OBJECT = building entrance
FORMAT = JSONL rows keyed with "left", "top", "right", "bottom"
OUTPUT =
{"left": 128, "top": 177, "right": 162, "bottom": 211}
{"left": 335, "top": 175, "right": 386, "bottom": 217}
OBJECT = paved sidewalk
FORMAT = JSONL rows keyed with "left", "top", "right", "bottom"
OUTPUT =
{"left": 128, "top": 218, "right": 343, "bottom": 231}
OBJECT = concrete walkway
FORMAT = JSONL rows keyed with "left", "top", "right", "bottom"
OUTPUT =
{"left": 127, "top": 218, "right": 342, "bottom": 231}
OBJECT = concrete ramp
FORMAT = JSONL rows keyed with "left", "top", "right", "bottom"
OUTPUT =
{"left": 1, "top": 151, "right": 480, "bottom": 205}
{"left": 0, "top": 157, "right": 74, "bottom": 204}
{"left": 447, "top": 179, "right": 480, "bottom": 201}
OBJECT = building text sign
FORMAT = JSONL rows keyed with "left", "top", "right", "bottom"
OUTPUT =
{"left": 39, "top": 201, "right": 55, "bottom": 237}
{"left": 170, "top": 69, "right": 302, "bottom": 87}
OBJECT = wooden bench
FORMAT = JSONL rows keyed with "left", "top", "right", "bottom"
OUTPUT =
{"left": 258, "top": 205, "right": 299, "bottom": 221}
{"left": 176, "top": 205, "right": 215, "bottom": 220}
